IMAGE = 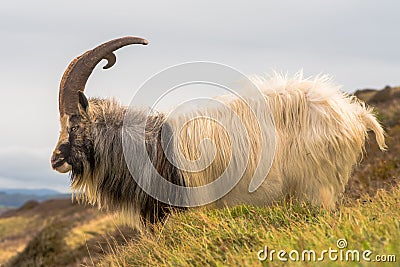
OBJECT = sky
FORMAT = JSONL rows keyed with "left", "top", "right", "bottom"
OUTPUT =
{"left": 0, "top": 0, "right": 399, "bottom": 192}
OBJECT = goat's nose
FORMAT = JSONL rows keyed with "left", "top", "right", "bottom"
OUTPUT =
{"left": 51, "top": 154, "right": 59, "bottom": 167}
{"left": 51, "top": 154, "right": 57, "bottom": 164}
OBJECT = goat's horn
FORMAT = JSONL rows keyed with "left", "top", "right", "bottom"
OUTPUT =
{"left": 59, "top": 36, "right": 148, "bottom": 116}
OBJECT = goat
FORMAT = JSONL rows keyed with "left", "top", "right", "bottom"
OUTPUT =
{"left": 51, "top": 36, "right": 386, "bottom": 227}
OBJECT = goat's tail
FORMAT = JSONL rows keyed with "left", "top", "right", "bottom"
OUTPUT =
{"left": 361, "top": 108, "right": 387, "bottom": 150}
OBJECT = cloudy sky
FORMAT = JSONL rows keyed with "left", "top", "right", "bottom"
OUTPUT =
{"left": 0, "top": 0, "right": 399, "bottom": 192}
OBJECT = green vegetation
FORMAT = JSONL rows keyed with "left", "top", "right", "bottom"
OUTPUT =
{"left": 102, "top": 188, "right": 399, "bottom": 266}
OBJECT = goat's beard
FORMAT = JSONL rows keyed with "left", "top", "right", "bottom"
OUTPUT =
{"left": 69, "top": 149, "right": 95, "bottom": 187}
{"left": 69, "top": 158, "right": 98, "bottom": 207}
{"left": 68, "top": 140, "right": 95, "bottom": 177}
{"left": 70, "top": 161, "right": 90, "bottom": 183}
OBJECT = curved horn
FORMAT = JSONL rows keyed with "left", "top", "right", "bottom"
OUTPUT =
{"left": 59, "top": 36, "right": 148, "bottom": 116}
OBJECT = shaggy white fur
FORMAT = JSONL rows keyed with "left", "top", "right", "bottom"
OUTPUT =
{"left": 167, "top": 73, "right": 386, "bottom": 208}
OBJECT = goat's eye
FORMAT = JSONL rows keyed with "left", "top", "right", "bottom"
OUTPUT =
{"left": 71, "top": 126, "right": 78, "bottom": 132}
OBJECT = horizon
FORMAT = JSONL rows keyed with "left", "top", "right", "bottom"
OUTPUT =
{"left": 0, "top": 187, "right": 63, "bottom": 193}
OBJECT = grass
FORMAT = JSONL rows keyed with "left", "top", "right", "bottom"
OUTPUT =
{"left": 0, "top": 199, "right": 123, "bottom": 266}
{"left": 0, "top": 216, "right": 38, "bottom": 262}
{"left": 102, "top": 187, "right": 399, "bottom": 266}
{"left": 64, "top": 215, "right": 117, "bottom": 250}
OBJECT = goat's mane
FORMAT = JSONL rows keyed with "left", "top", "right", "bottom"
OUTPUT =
{"left": 71, "top": 98, "right": 185, "bottom": 225}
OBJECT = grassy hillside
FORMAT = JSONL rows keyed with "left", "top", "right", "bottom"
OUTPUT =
{"left": 102, "top": 188, "right": 399, "bottom": 266}
{"left": 1, "top": 86, "right": 399, "bottom": 266}
{"left": 0, "top": 199, "right": 134, "bottom": 266}
{"left": 349, "top": 86, "right": 400, "bottom": 198}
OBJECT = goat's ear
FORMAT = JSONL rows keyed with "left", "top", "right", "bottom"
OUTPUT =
{"left": 78, "top": 91, "right": 89, "bottom": 113}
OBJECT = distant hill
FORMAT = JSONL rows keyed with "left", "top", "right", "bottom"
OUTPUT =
{"left": 354, "top": 85, "right": 400, "bottom": 128}
{"left": 0, "top": 188, "right": 62, "bottom": 196}
{"left": 0, "top": 189, "right": 69, "bottom": 208}
{"left": 354, "top": 85, "right": 400, "bottom": 104}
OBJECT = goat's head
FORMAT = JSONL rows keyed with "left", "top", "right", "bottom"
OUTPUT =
{"left": 51, "top": 36, "right": 148, "bottom": 174}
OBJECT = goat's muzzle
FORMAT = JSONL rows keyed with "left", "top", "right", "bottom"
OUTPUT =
{"left": 51, "top": 148, "right": 72, "bottom": 173}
